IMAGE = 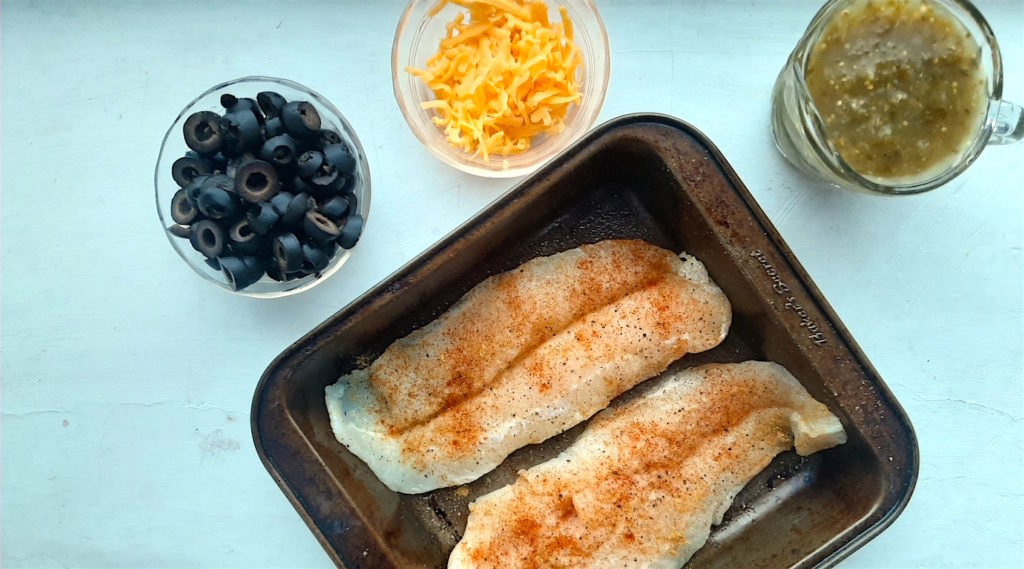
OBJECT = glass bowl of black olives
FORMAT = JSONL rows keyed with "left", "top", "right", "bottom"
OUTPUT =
{"left": 155, "top": 76, "right": 370, "bottom": 298}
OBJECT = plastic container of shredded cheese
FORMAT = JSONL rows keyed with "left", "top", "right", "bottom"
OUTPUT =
{"left": 393, "top": 0, "right": 609, "bottom": 178}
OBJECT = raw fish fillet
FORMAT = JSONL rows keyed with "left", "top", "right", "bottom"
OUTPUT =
{"left": 326, "top": 240, "right": 731, "bottom": 493}
{"left": 448, "top": 361, "right": 847, "bottom": 569}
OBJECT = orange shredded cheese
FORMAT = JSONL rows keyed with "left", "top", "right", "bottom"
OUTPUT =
{"left": 407, "top": 0, "right": 583, "bottom": 160}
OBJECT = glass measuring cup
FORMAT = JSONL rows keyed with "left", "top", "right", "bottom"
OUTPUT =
{"left": 770, "top": 0, "right": 1023, "bottom": 195}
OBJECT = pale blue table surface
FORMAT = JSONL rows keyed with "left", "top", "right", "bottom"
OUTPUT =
{"left": 2, "top": 1, "right": 1022, "bottom": 567}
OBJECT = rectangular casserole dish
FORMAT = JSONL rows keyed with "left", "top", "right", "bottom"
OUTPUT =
{"left": 252, "top": 114, "right": 919, "bottom": 569}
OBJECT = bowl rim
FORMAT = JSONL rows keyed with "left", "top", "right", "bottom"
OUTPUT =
{"left": 154, "top": 75, "right": 372, "bottom": 299}
{"left": 391, "top": 0, "right": 611, "bottom": 178}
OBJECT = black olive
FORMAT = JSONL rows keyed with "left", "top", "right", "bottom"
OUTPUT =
{"left": 296, "top": 150, "right": 324, "bottom": 179}
{"left": 225, "top": 152, "right": 258, "bottom": 179}
{"left": 228, "top": 97, "right": 264, "bottom": 125}
{"left": 167, "top": 224, "right": 191, "bottom": 239}
{"left": 290, "top": 174, "right": 313, "bottom": 195}
{"left": 265, "top": 260, "right": 288, "bottom": 282}
{"left": 184, "top": 175, "right": 210, "bottom": 205}
{"left": 219, "top": 255, "right": 264, "bottom": 291}
{"left": 308, "top": 164, "right": 339, "bottom": 191}
{"left": 227, "top": 218, "right": 265, "bottom": 254}
{"left": 321, "top": 170, "right": 349, "bottom": 195}
{"left": 189, "top": 219, "right": 226, "bottom": 258}
{"left": 338, "top": 214, "right": 363, "bottom": 249}
{"left": 282, "top": 192, "right": 316, "bottom": 226}
{"left": 322, "top": 143, "right": 356, "bottom": 176}
{"left": 219, "top": 93, "right": 239, "bottom": 109}
{"left": 281, "top": 101, "right": 321, "bottom": 139}
{"left": 343, "top": 192, "right": 358, "bottom": 214}
{"left": 317, "top": 129, "right": 342, "bottom": 148}
{"left": 269, "top": 191, "right": 295, "bottom": 216}
{"left": 301, "top": 242, "right": 334, "bottom": 272}
{"left": 182, "top": 111, "right": 223, "bottom": 154}
{"left": 171, "top": 155, "right": 213, "bottom": 187}
{"left": 204, "top": 257, "right": 222, "bottom": 271}
{"left": 171, "top": 189, "right": 200, "bottom": 224}
{"left": 208, "top": 152, "right": 228, "bottom": 173}
{"left": 246, "top": 202, "right": 281, "bottom": 235}
{"left": 219, "top": 110, "right": 261, "bottom": 156}
{"left": 262, "top": 116, "right": 285, "bottom": 139}
{"left": 273, "top": 232, "right": 303, "bottom": 272}
{"left": 235, "top": 160, "right": 280, "bottom": 203}
{"left": 197, "top": 177, "right": 240, "bottom": 219}
{"left": 257, "top": 91, "right": 287, "bottom": 118}
{"left": 303, "top": 211, "right": 341, "bottom": 243}
{"left": 319, "top": 194, "right": 350, "bottom": 220}
{"left": 200, "top": 173, "right": 234, "bottom": 193}
{"left": 259, "top": 134, "right": 299, "bottom": 170}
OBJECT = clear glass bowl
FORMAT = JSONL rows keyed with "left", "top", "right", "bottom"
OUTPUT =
{"left": 392, "top": 0, "right": 610, "bottom": 178}
{"left": 154, "top": 76, "right": 371, "bottom": 298}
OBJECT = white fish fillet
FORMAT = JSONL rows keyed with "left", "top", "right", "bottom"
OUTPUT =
{"left": 449, "top": 361, "right": 847, "bottom": 569}
{"left": 325, "top": 240, "right": 731, "bottom": 493}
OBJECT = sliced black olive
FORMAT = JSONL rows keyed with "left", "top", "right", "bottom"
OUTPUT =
{"left": 227, "top": 218, "right": 253, "bottom": 242}
{"left": 343, "top": 192, "right": 358, "bottom": 214}
{"left": 322, "top": 143, "right": 356, "bottom": 176}
{"left": 219, "top": 110, "right": 261, "bottom": 156}
{"left": 257, "top": 91, "right": 287, "bottom": 118}
{"left": 189, "top": 219, "right": 226, "bottom": 258}
{"left": 219, "top": 255, "right": 264, "bottom": 291}
{"left": 282, "top": 192, "right": 316, "bottom": 226}
{"left": 184, "top": 175, "right": 210, "bottom": 205}
{"left": 319, "top": 194, "right": 350, "bottom": 220}
{"left": 227, "top": 219, "right": 265, "bottom": 254}
{"left": 197, "top": 177, "right": 240, "bottom": 219}
{"left": 199, "top": 173, "right": 234, "bottom": 194}
{"left": 259, "top": 134, "right": 298, "bottom": 170}
{"left": 219, "top": 93, "right": 239, "bottom": 109}
{"left": 262, "top": 116, "right": 284, "bottom": 139}
{"left": 308, "top": 164, "right": 339, "bottom": 191}
{"left": 301, "top": 242, "right": 333, "bottom": 272}
{"left": 296, "top": 150, "right": 324, "bottom": 179}
{"left": 303, "top": 211, "right": 341, "bottom": 243}
{"left": 228, "top": 97, "right": 263, "bottom": 125}
{"left": 241, "top": 255, "right": 265, "bottom": 272}
{"left": 265, "top": 261, "right": 287, "bottom": 282}
{"left": 171, "top": 188, "right": 200, "bottom": 224}
{"left": 317, "top": 129, "right": 342, "bottom": 148}
{"left": 235, "top": 160, "right": 280, "bottom": 203}
{"left": 273, "top": 232, "right": 303, "bottom": 272}
{"left": 225, "top": 152, "right": 257, "bottom": 179}
{"left": 208, "top": 152, "right": 228, "bottom": 173}
{"left": 167, "top": 224, "right": 191, "bottom": 238}
{"left": 269, "top": 191, "right": 295, "bottom": 216}
{"left": 246, "top": 202, "right": 280, "bottom": 235}
{"left": 290, "top": 174, "right": 313, "bottom": 195}
{"left": 171, "top": 155, "right": 213, "bottom": 187}
{"left": 338, "top": 214, "right": 363, "bottom": 249}
{"left": 322, "top": 170, "right": 348, "bottom": 195}
{"left": 183, "top": 111, "right": 223, "bottom": 154}
{"left": 204, "top": 257, "right": 222, "bottom": 271}
{"left": 281, "top": 101, "right": 321, "bottom": 139}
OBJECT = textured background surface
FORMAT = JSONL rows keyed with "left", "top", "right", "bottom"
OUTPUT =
{"left": 2, "top": 1, "right": 1021, "bottom": 567}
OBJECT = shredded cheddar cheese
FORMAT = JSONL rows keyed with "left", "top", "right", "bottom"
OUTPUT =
{"left": 407, "top": 0, "right": 583, "bottom": 160}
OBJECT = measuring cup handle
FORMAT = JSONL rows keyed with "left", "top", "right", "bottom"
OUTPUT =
{"left": 990, "top": 100, "right": 1024, "bottom": 144}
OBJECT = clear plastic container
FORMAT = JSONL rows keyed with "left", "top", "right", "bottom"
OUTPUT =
{"left": 392, "top": 0, "right": 610, "bottom": 178}
{"left": 154, "top": 76, "right": 371, "bottom": 298}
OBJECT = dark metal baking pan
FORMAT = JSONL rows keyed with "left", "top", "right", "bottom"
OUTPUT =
{"left": 252, "top": 114, "right": 919, "bottom": 569}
